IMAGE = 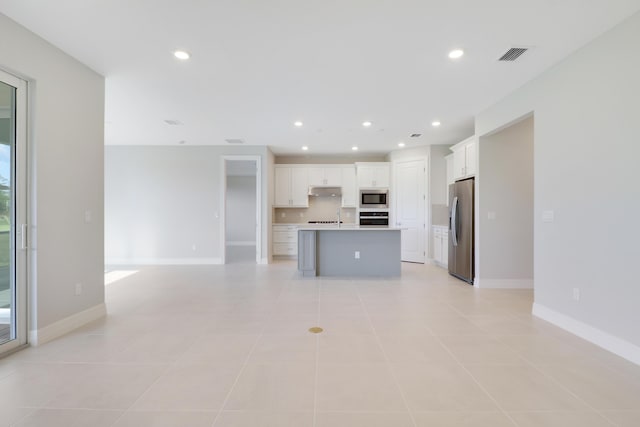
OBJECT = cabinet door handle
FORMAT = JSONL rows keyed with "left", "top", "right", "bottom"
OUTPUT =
{"left": 451, "top": 196, "right": 459, "bottom": 247}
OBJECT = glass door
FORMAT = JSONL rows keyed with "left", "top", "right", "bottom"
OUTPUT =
{"left": 0, "top": 69, "right": 27, "bottom": 355}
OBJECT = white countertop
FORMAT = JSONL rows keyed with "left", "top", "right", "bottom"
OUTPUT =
{"left": 298, "top": 225, "right": 403, "bottom": 231}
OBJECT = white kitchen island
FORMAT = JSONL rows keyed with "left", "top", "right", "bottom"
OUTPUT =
{"left": 298, "top": 226, "right": 402, "bottom": 277}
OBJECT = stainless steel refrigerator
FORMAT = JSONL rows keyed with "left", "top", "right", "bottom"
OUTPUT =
{"left": 448, "top": 178, "right": 474, "bottom": 284}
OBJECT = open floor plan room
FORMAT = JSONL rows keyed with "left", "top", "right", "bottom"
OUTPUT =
{"left": 1, "top": 262, "right": 639, "bottom": 427}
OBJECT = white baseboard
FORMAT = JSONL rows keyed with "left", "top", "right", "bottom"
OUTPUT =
{"left": 29, "top": 303, "right": 106, "bottom": 346}
{"left": 532, "top": 302, "right": 640, "bottom": 366}
{"left": 476, "top": 278, "right": 534, "bottom": 289}
{"left": 106, "top": 257, "right": 222, "bottom": 265}
{"left": 226, "top": 241, "right": 256, "bottom": 247}
{"left": 259, "top": 257, "right": 269, "bottom": 265}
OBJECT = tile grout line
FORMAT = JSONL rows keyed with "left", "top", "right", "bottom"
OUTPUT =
{"left": 438, "top": 299, "right": 620, "bottom": 426}
{"left": 423, "top": 310, "right": 520, "bottom": 427}
{"left": 312, "top": 280, "right": 321, "bottom": 427}
{"left": 355, "top": 281, "right": 419, "bottom": 427}
{"left": 99, "top": 362, "right": 173, "bottom": 427}
{"left": 450, "top": 299, "right": 620, "bottom": 427}
{"left": 207, "top": 279, "right": 287, "bottom": 427}
{"left": 515, "top": 355, "right": 621, "bottom": 427}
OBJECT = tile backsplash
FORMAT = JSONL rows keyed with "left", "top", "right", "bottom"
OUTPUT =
{"left": 275, "top": 196, "right": 356, "bottom": 224}
{"left": 431, "top": 204, "right": 449, "bottom": 226}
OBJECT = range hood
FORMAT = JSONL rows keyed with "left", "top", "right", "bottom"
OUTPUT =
{"left": 308, "top": 186, "right": 342, "bottom": 197}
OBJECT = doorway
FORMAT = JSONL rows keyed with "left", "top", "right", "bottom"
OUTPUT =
{"left": 220, "top": 156, "right": 261, "bottom": 264}
{"left": 476, "top": 115, "right": 534, "bottom": 288}
{"left": 0, "top": 69, "right": 27, "bottom": 355}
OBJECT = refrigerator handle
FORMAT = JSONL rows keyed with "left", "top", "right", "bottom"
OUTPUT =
{"left": 451, "top": 196, "right": 458, "bottom": 247}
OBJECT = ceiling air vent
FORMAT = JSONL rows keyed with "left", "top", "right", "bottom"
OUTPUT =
{"left": 410, "top": 133, "right": 422, "bottom": 138}
{"left": 164, "top": 119, "right": 183, "bottom": 125}
{"left": 225, "top": 138, "right": 245, "bottom": 144}
{"left": 498, "top": 47, "right": 528, "bottom": 61}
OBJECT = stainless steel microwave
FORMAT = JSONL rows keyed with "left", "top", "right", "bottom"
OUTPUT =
{"left": 359, "top": 189, "right": 389, "bottom": 209}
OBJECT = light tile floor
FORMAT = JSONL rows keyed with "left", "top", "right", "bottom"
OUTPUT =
{"left": 1, "top": 261, "right": 640, "bottom": 426}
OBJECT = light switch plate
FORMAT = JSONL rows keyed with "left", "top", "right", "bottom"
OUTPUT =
{"left": 487, "top": 211, "right": 496, "bottom": 220}
{"left": 542, "top": 210, "right": 554, "bottom": 222}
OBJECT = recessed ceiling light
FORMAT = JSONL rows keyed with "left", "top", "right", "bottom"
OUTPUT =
{"left": 174, "top": 50, "right": 190, "bottom": 60}
{"left": 398, "top": 142, "right": 405, "bottom": 147}
{"left": 302, "top": 146, "right": 309, "bottom": 151}
{"left": 432, "top": 121, "right": 441, "bottom": 127}
{"left": 448, "top": 49, "right": 464, "bottom": 59}
{"left": 362, "top": 121, "right": 372, "bottom": 127}
{"left": 352, "top": 146, "right": 359, "bottom": 151}
{"left": 294, "top": 121, "right": 303, "bottom": 127}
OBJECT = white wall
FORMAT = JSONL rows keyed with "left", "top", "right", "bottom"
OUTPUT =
{"left": 226, "top": 175, "right": 256, "bottom": 244}
{"left": 105, "top": 145, "right": 270, "bottom": 264}
{"left": 0, "top": 13, "right": 105, "bottom": 338}
{"left": 476, "top": 11, "right": 640, "bottom": 359}
{"left": 429, "top": 145, "right": 450, "bottom": 207}
{"left": 477, "top": 116, "right": 533, "bottom": 287}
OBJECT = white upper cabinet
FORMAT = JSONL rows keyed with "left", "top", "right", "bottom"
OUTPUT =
{"left": 356, "top": 162, "right": 390, "bottom": 188}
{"left": 274, "top": 166, "right": 309, "bottom": 207}
{"left": 308, "top": 166, "right": 342, "bottom": 186}
{"left": 464, "top": 141, "right": 476, "bottom": 177}
{"left": 341, "top": 166, "right": 357, "bottom": 207}
{"left": 274, "top": 167, "right": 291, "bottom": 207}
{"left": 450, "top": 136, "right": 477, "bottom": 181}
{"left": 291, "top": 167, "right": 310, "bottom": 206}
{"left": 307, "top": 168, "right": 324, "bottom": 186}
{"left": 453, "top": 147, "right": 466, "bottom": 180}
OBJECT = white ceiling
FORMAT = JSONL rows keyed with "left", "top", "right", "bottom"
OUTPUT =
{"left": 1, "top": 1, "right": 639, "bottom": 155}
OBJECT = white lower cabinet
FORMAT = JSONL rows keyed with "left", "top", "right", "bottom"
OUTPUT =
{"left": 272, "top": 225, "right": 298, "bottom": 256}
{"left": 433, "top": 226, "right": 448, "bottom": 267}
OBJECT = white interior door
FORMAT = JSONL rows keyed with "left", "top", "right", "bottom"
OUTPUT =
{"left": 395, "top": 160, "right": 425, "bottom": 263}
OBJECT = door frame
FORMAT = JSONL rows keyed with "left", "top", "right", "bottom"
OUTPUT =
{"left": 0, "top": 68, "right": 28, "bottom": 355}
{"left": 219, "top": 155, "right": 262, "bottom": 264}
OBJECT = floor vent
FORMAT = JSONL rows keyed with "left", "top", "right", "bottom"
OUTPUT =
{"left": 498, "top": 47, "right": 529, "bottom": 61}
{"left": 225, "top": 139, "right": 245, "bottom": 144}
